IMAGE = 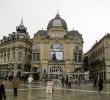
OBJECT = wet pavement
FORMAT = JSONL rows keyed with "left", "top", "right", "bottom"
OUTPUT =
{"left": 2, "top": 80, "right": 110, "bottom": 100}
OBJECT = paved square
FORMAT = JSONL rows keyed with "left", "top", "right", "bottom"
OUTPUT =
{"left": 3, "top": 80, "right": 110, "bottom": 100}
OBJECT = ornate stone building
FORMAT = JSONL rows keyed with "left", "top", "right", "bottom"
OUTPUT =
{"left": 31, "top": 13, "right": 83, "bottom": 79}
{"left": 0, "top": 19, "right": 31, "bottom": 78}
{"left": 84, "top": 33, "right": 110, "bottom": 80}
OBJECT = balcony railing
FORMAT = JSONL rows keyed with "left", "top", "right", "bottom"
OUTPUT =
{"left": 48, "top": 60, "right": 65, "bottom": 65}
{"left": 31, "top": 61, "right": 40, "bottom": 64}
{"left": 74, "top": 61, "right": 83, "bottom": 65}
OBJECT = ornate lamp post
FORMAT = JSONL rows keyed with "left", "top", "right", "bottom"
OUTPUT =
{"left": 77, "top": 71, "right": 80, "bottom": 85}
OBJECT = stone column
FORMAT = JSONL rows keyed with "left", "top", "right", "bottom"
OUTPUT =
{"left": 77, "top": 53, "right": 78, "bottom": 62}
{"left": 23, "top": 48, "right": 25, "bottom": 63}
{"left": 9, "top": 48, "right": 12, "bottom": 62}
{"left": 13, "top": 63, "right": 17, "bottom": 76}
{"left": 0, "top": 52, "right": 1, "bottom": 63}
{"left": 2, "top": 50, "right": 4, "bottom": 62}
{"left": 6, "top": 49, "right": 8, "bottom": 62}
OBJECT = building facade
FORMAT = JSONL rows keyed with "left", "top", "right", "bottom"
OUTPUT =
{"left": 85, "top": 33, "right": 110, "bottom": 80}
{"left": 31, "top": 13, "right": 83, "bottom": 79}
{"left": 0, "top": 19, "right": 31, "bottom": 78}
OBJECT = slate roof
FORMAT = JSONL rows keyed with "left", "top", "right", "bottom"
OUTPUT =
{"left": 37, "top": 30, "right": 47, "bottom": 36}
{"left": 68, "top": 30, "right": 82, "bottom": 38}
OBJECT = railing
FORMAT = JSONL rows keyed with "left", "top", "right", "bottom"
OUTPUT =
{"left": 48, "top": 60, "right": 65, "bottom": 65}
{"left": 74, "top": 62, "right": 83, "bottom": 64}
{"left": 72, "top": 61, "right": 83, "bottom": 65}
{"left": 31, "top": 61, "right": 40, "bottom": 64}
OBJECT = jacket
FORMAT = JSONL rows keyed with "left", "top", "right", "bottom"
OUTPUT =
{"left": 12, "top": 77, "right": 20, "bottom": 88}
{"left": 0, "top": 84, "right": 6, "bottom": 99}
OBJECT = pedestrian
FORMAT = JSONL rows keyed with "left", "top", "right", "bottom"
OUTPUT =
{"left": 9, "top": 75, "right": 14, "bottom": 82}
{"left": 98, "top": 77, "right": 103, "bottom": 94}
{"left": 27, "top": 75, "right": 33, "bottom": 89}
{"left": 0, "top": 80, "right": 6, "bottom": 100}
{"left": 65, "top": 75, "right": 68, "bottom": 87}
{"left": 77, "top": 77, "right": 80, "bottom": 86}
{"left": 93, "top": 77, "right": 97, "bottom": 88}
{"left": 12, "top": 75, "right": 20, "bottom": 97}
{"left": 68, "top": 77, "right": 72, "bottom": 88}
{"left": 61, "top": 76, "right": 65, "bottom": 87}
{"left": 27, "top": 75, "right": 33, "bottom": 83}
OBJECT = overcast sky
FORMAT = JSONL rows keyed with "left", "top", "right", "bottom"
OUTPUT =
{"left": 0, "top": 0, "right": 110, "bottom": 53}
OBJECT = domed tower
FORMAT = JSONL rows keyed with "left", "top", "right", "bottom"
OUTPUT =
{"left": 47, "top": 13, "right": 67, "bottom": 30}
{"left": 16, "top": 18, "right": 27, "bottom": 33}
{"left": 47, "top": 13, "right": 68, "bottom": 39}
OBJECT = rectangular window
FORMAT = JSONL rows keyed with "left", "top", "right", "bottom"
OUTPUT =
{"left": 18, "top": 65, "right": 21, "bottom": 69}
{"left": 74, "top": 53, "right": 77, "bottom": 62}
{"left": 7, "top": 53, "right": 10, "bottom": 61}
{"left": 78, "top": 54, "right": 82, "bottom": 62}
{"left": 4, "top": 53, "right": 6, "bottom": 61}
{"left": 36, "top": 53, "right": 40, "bottom": 61}
{"left": 33, "top": 53, "right": 36, "bottom": 61}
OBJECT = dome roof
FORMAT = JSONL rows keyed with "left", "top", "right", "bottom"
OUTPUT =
{"left": 16, "top": 18, "right": 27, "bottom": 33}
{"left": 68, "top": 30, "right": 82, "bottom": 38}
{"left": 37, "top": 30, "right": 47, "bottom": 36}
{"left": 47, "top": 13, "right": 67, "bottom": 29}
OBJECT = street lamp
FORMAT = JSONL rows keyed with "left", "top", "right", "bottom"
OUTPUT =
{"left": 77, "top": 71, "right": 80, "bottom": 85}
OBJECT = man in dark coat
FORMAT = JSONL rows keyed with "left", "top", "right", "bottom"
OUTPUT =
{"left": 98, "top": 77, "right": 103, "bottom": 94}
{"left": 0, "top": 80, "right": 6, "bottom": 100}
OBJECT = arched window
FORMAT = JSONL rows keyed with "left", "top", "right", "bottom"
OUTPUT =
{"left": 51, "top": 42, "right": 63, "bottom": 50}
{"left": 50, "top": 69, "right": 51, "bottom": 72}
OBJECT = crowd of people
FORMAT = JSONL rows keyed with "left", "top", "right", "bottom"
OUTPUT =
{"left": 0, "top": 74, "right": 104, "bottom": 100}
{"left": 8, "top": 75, "right": 29, "bottom": 82}
{"left": 54, "top": 75, "right": 81, "bottom": 88}
{"left": 53, "top": 75, "right": 104, "bottom": 94}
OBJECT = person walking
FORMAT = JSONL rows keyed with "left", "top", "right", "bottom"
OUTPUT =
{"left": 93, "top": 77, "right": 97, "bottom": 88}
{"left": 27, "top": 75, "right": 33, "bottom": 83}
{"left": 61, "top": 76, "right": 65, "bottom": 87}
{"left": 0, "top": 80, "right": 6, "bottom": 100}
{"left": 12, "top": 75, "right": 20, "bottom": 97}
{"left": 68, "top": 77, "right": 72, "bottom": 88}
{"left": 27, "top": 75, "right": 33, "bottom": 89}
{"left": 65, "top": 75, "right": 68, "bottom": 87}
{"left": 98, "top": 77, "right": 103, "bottom": 94}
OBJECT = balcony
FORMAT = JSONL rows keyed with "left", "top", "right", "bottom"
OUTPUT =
{"left": 74, "top": 61, "right": 83, "bottom": 65}
{"left": 74, "top": 49, "right": 83, "bottom": 53}
{"left": 31, "top": 61, "right": 40, "bottom": 64}
{"left": 48, "top": 60, "right": 65, "bottom": 65}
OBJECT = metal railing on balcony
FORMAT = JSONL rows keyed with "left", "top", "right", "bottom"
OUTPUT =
{"left": 48, "top": 60, "right": 65, "bottom": 65}
{"left": 31, "top": 61, "right": 40, "bottom": 64}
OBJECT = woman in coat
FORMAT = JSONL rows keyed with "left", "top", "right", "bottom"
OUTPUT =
{"left": 0, "top": 80, "right": 6, "bottom": 100}
{"left": 12, "top": 76, "right": 20, "bottom": 96}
